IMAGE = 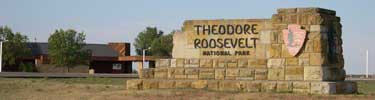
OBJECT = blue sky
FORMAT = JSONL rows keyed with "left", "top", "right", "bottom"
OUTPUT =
{"left": 0, "top": 0, "right": 374, "bottom": 74}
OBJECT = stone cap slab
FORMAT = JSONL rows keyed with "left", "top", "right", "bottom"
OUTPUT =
{"left": 277, "top": 7, "right": 336, "bottom": 15}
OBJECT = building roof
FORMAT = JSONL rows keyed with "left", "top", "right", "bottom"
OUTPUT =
{"left": 27, "top": 42, "right": 119, "bottom": 57}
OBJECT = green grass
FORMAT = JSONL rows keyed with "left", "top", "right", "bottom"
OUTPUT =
{"left": 44, "top": 77, "right": 126, "bottom": 85}
{"left": 357, "top": 80, "right": 375, "bottom": 95}
{"left": 0, "top": 78, "right": 375, "bottom": 100}
{"left": 0, "top": 77, "right": 126, "bottom": 86}
{"left": 1, "top": 78, "right": 375, "bottom": 95}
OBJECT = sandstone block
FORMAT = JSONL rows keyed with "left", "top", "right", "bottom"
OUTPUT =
{"left": 277, "top": 8, "right": 297, "bottom": 13}
{"left": 298, "top": 58, "right": 309, "bottom": 65}
{"left": 215, "top": 69, "right": 225, "bottom": 80}
{"left": 310, "top": 25, "right": 328, "bottom": 33}
{"left": 238, "top": 69, "right": 255, "bottom": 80}
{"left": 155, "top": 59, "right": 161, "bottom": 68}
{"left": 176, "top": 59, "right": 185, "bottom": 67}
{"left": 154, "top": 71, "right": 167, "bottom": 79}
{"left": 310, "top": 82, "right": 336, "bottom": 94}
{"left": 293, "top": 82, "right": 311, "bottom": 93}
{"left": 297, "top": 8, "right": 336, "bottom": 15}
{"left": 267, "top": 68, "right": 285, "bottom": 80}
{"left": 277, "top": 82, "right": 292, "bottom": 93}
{"left": 216, "top": 59, "right": 227, "bottom": 68}
{"left": 174, "top": 75, "right": 187, "bottom": 79}
{"left": 219, "top": 81, "right": 241, "bottom": 91}
{"left": 187, "top": 75, "right": 199, "bottom": 79}
{"left": 285, "top": 66, "right": 304, "bottom": 80}
{"left": 159, "top": 80, "right": 175, "bottom": 89}
{"left": 226, "top": 69, "right": 239, "bottom": 79}
{"left": 258, "top": 59, "right": 268, "bottom": 65}
{"left": 185, "top": 68, "right": 198, "bottom": 75}
{"left": 299, "top": 13, "right": 324, "bottom": 25}
{"left": 247, "top": 59, "right": 256, "bottom": 68}
{"left": 175, "top": 81, "right": 191, "bottom": 88}
{"left": 200, "top": 59, "right": 213, "bottom": 68}
{"left": 141, "top": 69, "right": 154, "bottom": 79}
{"left": 199, "top": 73, "right": 214, "bottom": 79}
{"left": 170, "top": 59, "right": 177, "bottom": 67}
{"left": 156, "top": 59, "right": 170, "bottom": 68}
{"left": 260, "top": 30, "right": 271, "bottom": 44}
{"left": 303, "top": 41, "right": 314, "bottom": 53}
{"left": 127, "top": 79, "right": 143, "bottom": 90}
{"left": 212, "top": 59, "right": 219, "bottom": 68}
{"left": 143, "top": 80, "right": 158, "bottom": 89}
{"left": 238, "top": 59, "right": 248, "bottom": 68}
{"left": 167, "top": 68, "right": 175, "bottom": 79}
{"left": 277, "top": 29, "right": 285, "bottom": 43}
{"left": 282, "top": 14, "right": 298, "bottom": 24}
{"left": 184, "top": 59, "right": 199, "bottom": 67}
{"left": 191, "top": 80, "right": 207, "bottom": 89}
{"left": 262, "top": 82, "right": 277, "bottom": 92}
{"left": 256, "top": 44, "right": 267, "bottom": 59}
{"left": 185, "top": 64, "right": 199, "bottom": 68}
{"left": 154, "top": 68, "right": 168, "bottom": 72}
{"left": 267, "top": 58, "right": 285, "bottom": 68}
{"left": 243, "top": 81, "right": 262, "bottom": 92}
{"left": 310, "top": 53, "right": 323, "bottom": 65}
{"left": 174, "top": 68, "right": 185, "bottom": 75}
{"left": 312, "top": 39, "right": 323, "bottom": 52}
{"left": 269, "top": 44, "right": 282, "bottom": 58}
{"left": 255, "top": 69, "right": 268, "bottom": 80}
{"left": 282, "top": 45, "right": 293, "bottom": 57}
{"left": 298, "top": 53, "right": 309, "bottom": 58}
{"left": 271, "top": 15, "right": 282, "bottom": 27}
{"left": 308, "top": 31, "right": 321, "bottom": 40}
{"left": 227, "top": 59, "right": 238, "bottom": 68}
{"left": 199, "top": 69, "right": 214, "bottom": 72}
{"left": 207, "top": 81, "right": 219, "bottom": 91}
{"left": 286, "top": 58, "right": 298, "bottom": 65}
{"left": 199, "top": 69, "right": 215, "bottom": 79}
{"left": 270, "top": 31, "right": 279, "bottom": 44}
{"left": 304, "top": 66, "right": 323, "bottom": 81}
{"left": 255, "top": 65, "right": 267, "bottom": 69}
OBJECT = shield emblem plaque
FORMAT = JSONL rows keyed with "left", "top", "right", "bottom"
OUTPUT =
{"left": 282, "top": 24, "right": 307, "bottom": 56}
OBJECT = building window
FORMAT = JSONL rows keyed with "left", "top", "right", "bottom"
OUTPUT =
{"left": 112, "top": 63, "right": 122, "bottom": 70}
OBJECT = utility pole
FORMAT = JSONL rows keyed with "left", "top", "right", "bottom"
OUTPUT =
{"left": 366, "top": 49, "right": 369, "bottom": 78}
{"left": 0, "top": 41, "right": 2, "bottom": 72}
{"left": 142, "top": 47, "right": 151, "bottom": 68}
{"left": 0, "top": 36, "right": 4, "bottom": 72}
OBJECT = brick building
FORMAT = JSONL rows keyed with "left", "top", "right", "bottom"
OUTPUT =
{"left": 17, "top": 42, "right": 154, "bottom": 73}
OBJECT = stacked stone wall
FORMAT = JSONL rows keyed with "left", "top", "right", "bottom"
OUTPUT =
{"left": 127, "top": 7, "right": 357, "bottom": 94}
{"left": 270, "top": 8, "right": 346, "bottom": 81}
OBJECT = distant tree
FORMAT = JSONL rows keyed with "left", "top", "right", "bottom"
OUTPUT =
{"left": 150, "top": 31, "right": 174, "bottom": 57}
{"left": 0, "top": 26, "right": 32, "bottom": 70}
{"left": 48, "top": 29, "right": 89, "bottom": 72}
{"left": 133, "top": 27, "right": 163, "bottom": 56}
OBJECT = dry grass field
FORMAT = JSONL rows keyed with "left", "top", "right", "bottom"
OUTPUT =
{"left": 0, "top": 78, "right": 374, "bottom": 100}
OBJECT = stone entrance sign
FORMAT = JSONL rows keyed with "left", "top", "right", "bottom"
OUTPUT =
{"left": 126, "top": 7, "right": 357, "bottom": 94}
{"left": 173, "top": 19, "right": 266, "bottom": 59}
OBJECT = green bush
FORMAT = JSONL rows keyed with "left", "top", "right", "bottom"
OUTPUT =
{"left": 20, "top": 63, "right": 34, "bottom": 72}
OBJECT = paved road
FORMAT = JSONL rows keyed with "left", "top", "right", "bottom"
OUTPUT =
{"left": 0, "top": 72, "right": 138, "bottom": 78}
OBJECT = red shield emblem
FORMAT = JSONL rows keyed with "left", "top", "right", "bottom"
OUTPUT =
{"left": 282, "top": 24, "right": 306, "bottom": 56}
